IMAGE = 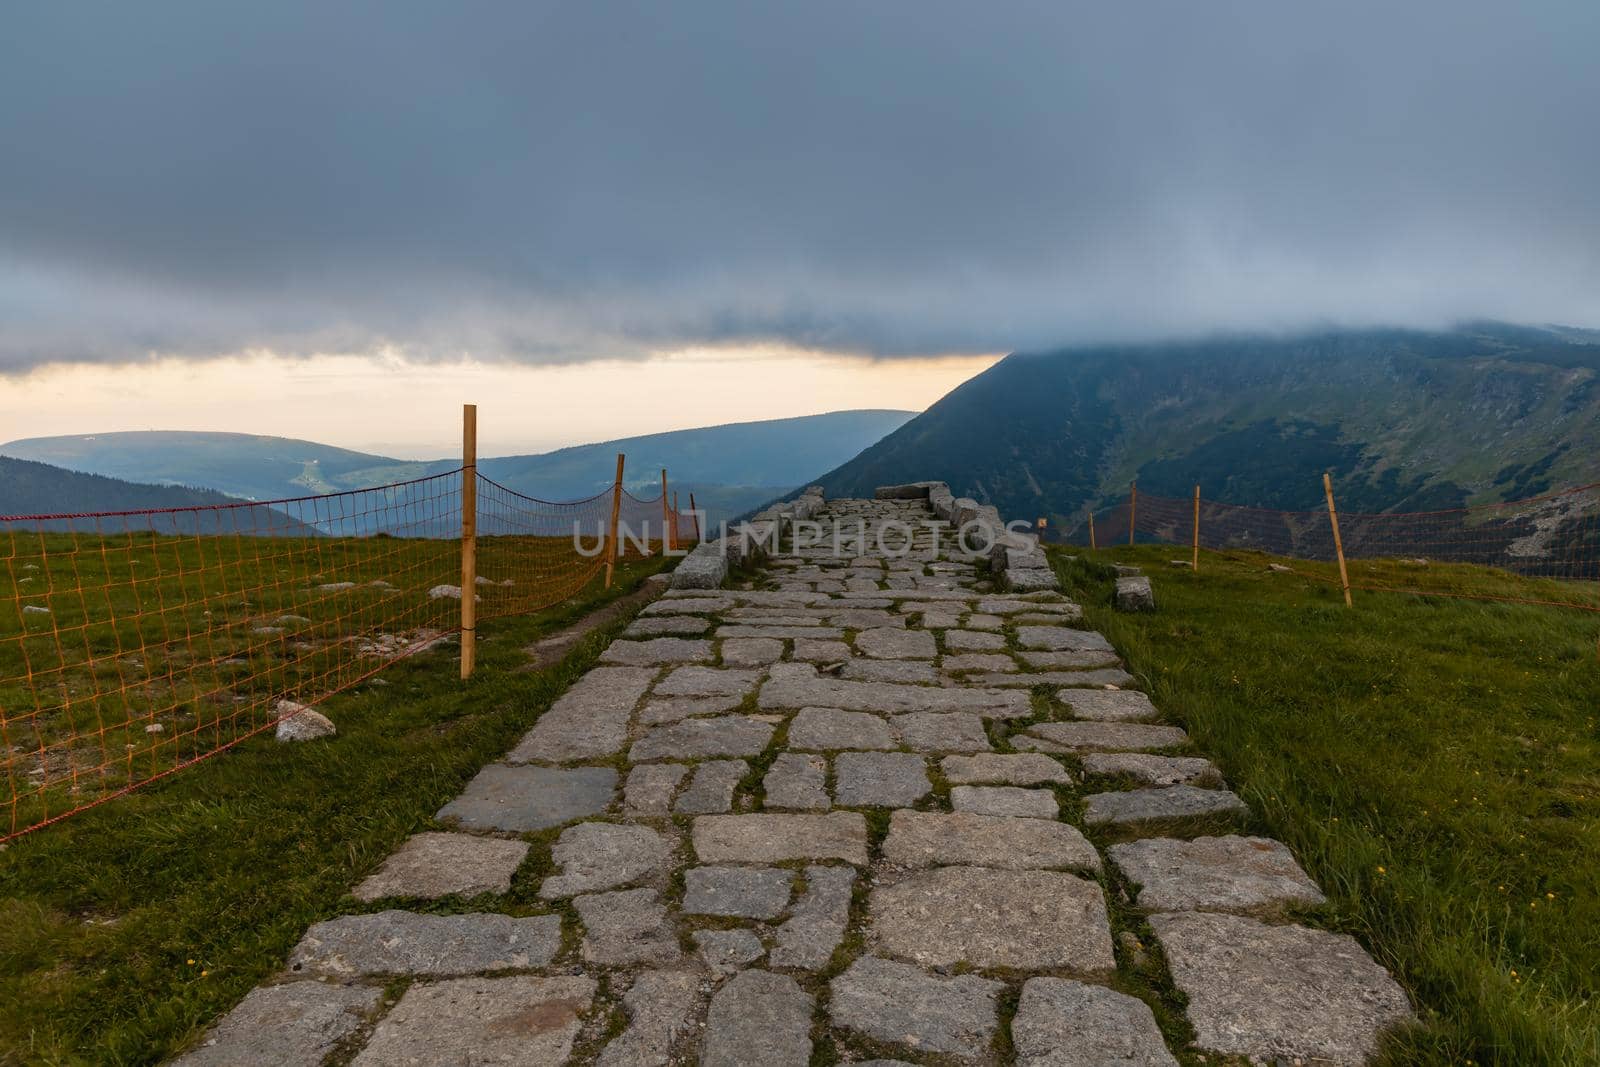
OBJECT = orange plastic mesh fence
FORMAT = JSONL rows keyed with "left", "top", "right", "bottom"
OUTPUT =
{"left": 0, "top": 467, "right": 695, "bottom": 840}
{"left": 1072, "top": 481, "right": 1600, "bottom": 611}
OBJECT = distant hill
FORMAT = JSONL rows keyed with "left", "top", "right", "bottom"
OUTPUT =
{"left": 814, "top": 324, "right": 1600, "bottom": 529}
{"left": 0, "top": 456, "right": 320, "bottom": 535}
{"left": 2, "top": 410, "right": 916, "bottom": 526}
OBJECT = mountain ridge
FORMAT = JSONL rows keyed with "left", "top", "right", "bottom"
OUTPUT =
{"left": 813, "top": 324, "right": 1600, "bottom": 528}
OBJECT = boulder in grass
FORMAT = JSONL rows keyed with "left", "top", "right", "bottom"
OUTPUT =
{"left": 1115, "top": 576, "right": 1156, "bottom": 611}
{"left": 275, "top": 700, "right": 336, "bottom": 742}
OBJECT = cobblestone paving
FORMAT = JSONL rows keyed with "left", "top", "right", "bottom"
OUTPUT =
{"left": 180, "top": 494, "right": 1413, "bottom": 1065}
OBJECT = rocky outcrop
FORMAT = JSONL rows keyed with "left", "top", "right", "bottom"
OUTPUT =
{"left": 670, "top": 486, "right": 825, "bottom": 589}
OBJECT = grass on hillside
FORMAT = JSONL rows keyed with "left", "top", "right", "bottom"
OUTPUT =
{"left": 1055, "top": 545, "right": 1600, "bottom": 1066}
{"left": 0, "top": 555, "right": 667, "bottom": 1066}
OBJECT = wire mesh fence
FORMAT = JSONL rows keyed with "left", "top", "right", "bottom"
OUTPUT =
{"left": 1, "top": 450, "right": 694, "bottom": 840}
{"left": 1069, "top": 479, "right": 1600, "bottom": 612}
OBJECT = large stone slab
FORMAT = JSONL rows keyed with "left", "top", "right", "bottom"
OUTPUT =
{"left": 642, "top": 595, "right": 735, "bottom": 615}
{"left": 871, "top": 867, "right": 1115, "bottom": 971}
{"left": 507, "top": 666, "right": 654, "bottom": 762}
{"left": 770, "top": 865, "right": 856, "bottom": 969}
{"left": 629, "top": 716, "right": 774, "bottom": 761}
{"left": 700, "top": 971, "right": 813, "bottom": 1067}
{"left": 1012, "top": 978, "right": 1178, "bottom": 1066}
{"left": 763, "top": 752, "right": 829, "bottom": 810}
{"left": 1020, "top": 649, "right": 1122, "bottom": 670}
{"left": 722, "top": 637, "right": 784, "bottom": 666}
{"left": 353, "top": 832, "right": 529, "bottom": 901}
{"left": 840, "top": 659, "right": 938, "bottom": 683}
{"left": 695, "top": 929, "right": 765, "bottom": 974}
{"left": 599, "top": 638, "right": 714, "bottom": 665}
{"left": 759, "top": 663, "right": 1030, "bottom": 717}
{"left": 624, "top": 762, "right": 688, "bottom": 814}
{"left": 596, "top": 970, "right": 702, "bottom": 1067}
{"left": 951, "top": 785, "right": 1058, "bottom": 818}
{"left": 674, "top": 758, "right": 748, "bottom": 814}
{"left": 683, "top": 865, "right": 795, "bottom": 918}
{"left": 1149, "top": 911, "right": 1412, "bottom": 1064}
{"left": 1110, "top": 835, "right": 1326, "bottom": 913}
{"left": 693, "top": 812, "right": 869, "bottom": 865}
{"left": 1058, "top": 688, "right": 1160, "bottom": 722}
{"left": 288, "top": 910, "right": 561, "bottom": 976}
{"left": 967, "top": 668, "right": 1135, "bottom": 688}
{"left": 942, "top": 653, "right": 1018, "bottom": 673}
{"left": 829, "top": 956, "right": 1002, "bottom": 1060}
{"left": 856, "top": 627, "right": 937, "bottom": 659}
{"left": 976, "top": 598, "right": 1080, "bottom": 616}
{"left": 941, "top": 753, "right": 1071, "bottom": 786}
{"left": 833, "top": 751, "right": 930, "bottom": 807}
{"left": 352, "top": 976, "right": 594, "bottom": 1066}
{"left": 175, "top": 982, "right": 381, "bottom": 1066}
{"left": 575, "top": 888, "right": 682, "bottom": 966}
{"left": 638, "top": 695, "right": 744, "bottom": 725}
{"left": 539, "top": 822, "right": 672, "bottom": 898}
{"left": 880, "top": 810, "right": 1100, "bottom": 872}
{"left": 787, "top": 707, "right": 896, "bottom": 751}
{"left": 1025, "top": 721, "right": 1188, "bottom": 752}
{"left": 1083, "top": 785, "right": 1248, "bottom": 826}
{"left": 718, "top": 624, "right": 846, "bottom": 640}
{"left": 438, "top": 764, "right": 616, "bottom": 832}
{"left": 894, "top": 712, "right": 993, "bottom": 753}
{"left": 1016, "top": 626, "right": 1106, "bottom": 650}
{"left": 1081, "top": 752, "right": 1223, "bottom": 786}
{"left": 652, "top": 665, "right": 762, "bottom": 697}
{"left": 944, "top": 629, "right": 1005, "bottom": 651}
{"left": 625, "top": 615, "right": 711, "bottom": 637}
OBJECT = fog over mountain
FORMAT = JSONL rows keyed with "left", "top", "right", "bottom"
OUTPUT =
{"left": 3, "top": 1, "right": 1597, "bottom": 372}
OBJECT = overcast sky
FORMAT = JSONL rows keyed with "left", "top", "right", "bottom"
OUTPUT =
{"left": 2, "top": 2, "right": 1597, "bottom": 449}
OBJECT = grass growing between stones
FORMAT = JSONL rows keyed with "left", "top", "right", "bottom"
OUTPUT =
{"left": 0, "top": 557, "right": 668, "bottom": 1066}
{"left": 1053, "top": 546, "right": 1600, "bottom": 1067}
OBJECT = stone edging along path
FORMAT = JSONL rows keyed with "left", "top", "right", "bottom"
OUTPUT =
{"left": 176, "top": 483, "right": 1414, "bottom": 1066}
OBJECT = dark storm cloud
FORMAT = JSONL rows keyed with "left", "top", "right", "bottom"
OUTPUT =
{"left": 2, "top": 1, "right": 1597, "bottom": 369}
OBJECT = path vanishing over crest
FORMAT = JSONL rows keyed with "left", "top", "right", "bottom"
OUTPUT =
{"left": 179, "top": 485, "right": 1413, "bottom": 1065}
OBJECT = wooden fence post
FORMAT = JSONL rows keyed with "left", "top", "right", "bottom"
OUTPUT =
{"left": 672, "top": 491, "right": 680, "bottom": 550}
{"left": 1087, "top": 508, "right": 1096, "bottom": 550}
{"left": 460, "top": 404, "right": 478, "bottom": 680}
{"left": 1128, "top": 481, "right": 1137, "bottom": 546}
{"left": 688, "top": 492, "right": 701, "bottom": 542}
{"left": 604, "top": 453, "right": 625, "bottom": 587}
{"left": 1323, "top": 472, "right": 1353, "bottom": 607}
{"left": 660, "top": 469, "right": 672, "bottom": 553}
{"left": 1192, "top": 484, "right": 1201, "bottom": 570}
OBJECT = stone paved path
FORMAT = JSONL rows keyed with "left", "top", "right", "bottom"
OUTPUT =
{"left": 180, "top": 489, "right": 1412, "bottom": 1065}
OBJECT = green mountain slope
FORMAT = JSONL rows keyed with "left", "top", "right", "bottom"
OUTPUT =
{"left": 814, "top": 324, "right": 1600, "bottom": 525}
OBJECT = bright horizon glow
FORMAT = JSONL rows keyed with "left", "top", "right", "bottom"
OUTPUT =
{"left": 0, "top": 347, "right": 1002, "bottom": 460}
